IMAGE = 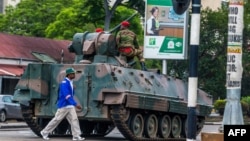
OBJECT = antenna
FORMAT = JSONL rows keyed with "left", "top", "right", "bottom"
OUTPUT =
{"left": 61, "top": 49, "right": 64, "bottom": 64}
{"left": 108, "top": 12, "right": 138, "bottom": 33}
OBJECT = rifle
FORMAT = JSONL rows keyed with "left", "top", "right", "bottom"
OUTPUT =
{"left": 108, "top": 12, "right": 138, "bottom": 33}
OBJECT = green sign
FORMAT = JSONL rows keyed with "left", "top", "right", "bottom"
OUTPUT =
{"left": 159, "top": 37, "right": 183, "bottom": 53}
{"left": 143, "top": 0, "right": 188, "bottom": 59}
{"left": 147, "top": 0, "right": 172, "bottom": 6}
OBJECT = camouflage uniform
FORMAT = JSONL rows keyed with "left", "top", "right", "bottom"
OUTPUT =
{"left": 116, "top": 29, "right": 145, "bottom": 62}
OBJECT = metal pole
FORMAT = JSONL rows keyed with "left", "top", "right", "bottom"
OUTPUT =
{"left": 187, "top": 0, "right": 200, "bottom": 140}
{"left": 222, "top": 0, "right": 244, "bottom": 126}
{"left": 162, "top": 60, "right": 167, "bottom": 75}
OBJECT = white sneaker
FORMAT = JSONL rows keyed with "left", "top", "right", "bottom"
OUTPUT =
{"left": 72, "top": 136, "right": 85, "bottom": 140}
{"left": 40, "top": 131, "right": 49, "bottom": 140}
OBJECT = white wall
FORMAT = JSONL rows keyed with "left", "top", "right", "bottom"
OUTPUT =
{"left": 6, "top": 0, "right": 20, "bottom": 7}
{"left": 202, "top": 0, "right": 222, "bottom": 10}
{"left": 1, "top": 0, "right": 20, "bottom": 14}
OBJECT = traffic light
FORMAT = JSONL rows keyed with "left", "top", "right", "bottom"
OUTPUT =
{"left": 172, "top": 0, "right": 191, "bottom": 15}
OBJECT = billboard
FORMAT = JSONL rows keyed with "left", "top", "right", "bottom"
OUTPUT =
{"left": 144, "top": 0, "right": 188, "bottom": 59}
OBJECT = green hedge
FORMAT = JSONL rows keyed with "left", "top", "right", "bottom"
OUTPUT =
{"left": 213, "top": 99, "right": 226, "bottom": 110}
{"left": 213, "top": 96, "right": 250, "bottom": 116}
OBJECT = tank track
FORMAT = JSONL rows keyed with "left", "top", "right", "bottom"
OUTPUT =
{"left": 20, "top": 103, "right": 114, "bottom": 137}
{"left": 20, "top": 103, "right": 75, "bottom": 137}
{"left": 20, "top": 103, "right": 42, "bottom": 137}
{"left": 110, "top": 105, "right": 187, "bottom": 141}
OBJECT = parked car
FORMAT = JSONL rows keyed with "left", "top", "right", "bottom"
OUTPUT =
{"left": 0, "top": 94, "right": 23, "bottom": 122}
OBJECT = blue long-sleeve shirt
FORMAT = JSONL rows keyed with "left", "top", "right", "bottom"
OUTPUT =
{"left": 57, "top": 77, "right": 77, "bottom": 108}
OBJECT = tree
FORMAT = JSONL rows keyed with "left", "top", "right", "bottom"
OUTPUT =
{"left": 167, "top": 2, "right": 250, "bottom": 99}
{"left": 44, "top": 2, "right": 143, "bottom": 40}
{"left": 198, "top": 7, "right": 228, "bottom": 99}
{"left": 0, "top": 0, "right": 75, "bottom": 37}
{"left": 82, "top": 0, "right": 145, "bottom": 30}
{"left": 0, "top": 0, "right": 145, "bottom": 40}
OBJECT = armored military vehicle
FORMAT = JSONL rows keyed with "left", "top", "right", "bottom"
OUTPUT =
{"left": 13, "top": 30, "right": 213, "bottom": 141}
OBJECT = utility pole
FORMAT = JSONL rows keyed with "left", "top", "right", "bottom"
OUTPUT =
{"left": 172, "top": 0, "right": 200, "bottom": 140}
{"left": 223, "top": 0, "right": 244, "bottom": 126}
{"left": 187, "top": 0, "right": 200, "bottom": 140}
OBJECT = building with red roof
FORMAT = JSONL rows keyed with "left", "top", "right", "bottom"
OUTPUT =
{"left": 0, "top": 33, "right": 75, "bottom": 94}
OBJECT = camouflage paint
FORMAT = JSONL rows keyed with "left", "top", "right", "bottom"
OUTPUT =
{"left": 13, "top": 30, "right": 213, "bottom": 140}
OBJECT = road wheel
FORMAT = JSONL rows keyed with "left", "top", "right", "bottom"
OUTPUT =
{"left": 0, "top": 110, "right": 7, "bottom": 122}
{"left": 171, "top": 115, "right": 182, "bottom": 138}
{"left": 129, "top": 113, "right": 144, "bottom": 137}
{"left": 158, "top": 115, "right": 171, "bottom": 138}
{"left": 144, "top": 114, "right": 158, "bottom": 138}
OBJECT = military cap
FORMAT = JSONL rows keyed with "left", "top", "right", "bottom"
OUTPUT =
{"left": 66, "top": 67, "right": 76, "bottom": 75}
{"left": 121, "top": 21, "right": 130, "bottom": 27}
{"left": 95, "top": 28, "right": 103, "bottom": 32}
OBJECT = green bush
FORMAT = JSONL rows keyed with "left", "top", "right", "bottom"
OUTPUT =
{"left": 213, "top": 97, "right": 250, "bottom": 117}
{"left": 241, "top": 101, "right": 249, "bottom": 114}
{"left": 241, "top": 96, "right": 250, "bottom": 107}
{"left": 241, "top": 96, "right": 250, "bottom": 117}
{"left": 213, "top": 99, "right": 226, "bottom": 110}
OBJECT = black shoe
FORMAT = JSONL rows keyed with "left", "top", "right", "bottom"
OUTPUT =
{"left": 140, "top": 62, "right": 147, "bottom": 71}
{"left": 128, "top": 60, "right": 136, "bottom": 67}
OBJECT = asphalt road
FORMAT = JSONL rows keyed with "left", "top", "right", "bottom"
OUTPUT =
{"left": 0, "top": 121, "right": 223, "bottom": 141}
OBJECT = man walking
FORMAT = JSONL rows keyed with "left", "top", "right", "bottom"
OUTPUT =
{"left": 40, "top": 67, "right": 84, "bottom": 140}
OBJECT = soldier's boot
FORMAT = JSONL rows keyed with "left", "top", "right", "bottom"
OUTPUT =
{"left": 140, "top": 62, "right": 147, "bottom": 71}
{"left": 128, "top": 60, "right": 136, "bottom": 67}
{"left": 127, "top": 57, "right": 136, "bottom": 67}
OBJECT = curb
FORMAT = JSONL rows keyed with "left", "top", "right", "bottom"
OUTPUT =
{"left": 0, "top": 121, "right": 223, "bottom": 129}
{"left": 205, "top": 122, "right": 222, "bottom": 125}
{"left": 0, "top": 123, "right": 28, "bottom": 129}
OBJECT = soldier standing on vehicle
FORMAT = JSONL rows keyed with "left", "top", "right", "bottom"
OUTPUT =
{"left": 40, "top": 67, "right": 84, "bottom": 141}
{"left": 116, "top": 21, "right": 147, "bottom": 71}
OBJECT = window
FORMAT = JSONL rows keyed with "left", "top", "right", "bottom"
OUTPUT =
{"left": 3, "top": 96, "right": 12, "bottom": 103}
{"left": 1, "top": 78, "right": 19, "bottom": 94}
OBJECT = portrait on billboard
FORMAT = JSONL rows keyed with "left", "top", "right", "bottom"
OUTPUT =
{"left": 146, "top": 5, "right": 184, "bottom": 37}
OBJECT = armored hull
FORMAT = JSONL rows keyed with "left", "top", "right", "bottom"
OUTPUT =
{"left": 13, "top": 31, "right": 213, "bottom": 141}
